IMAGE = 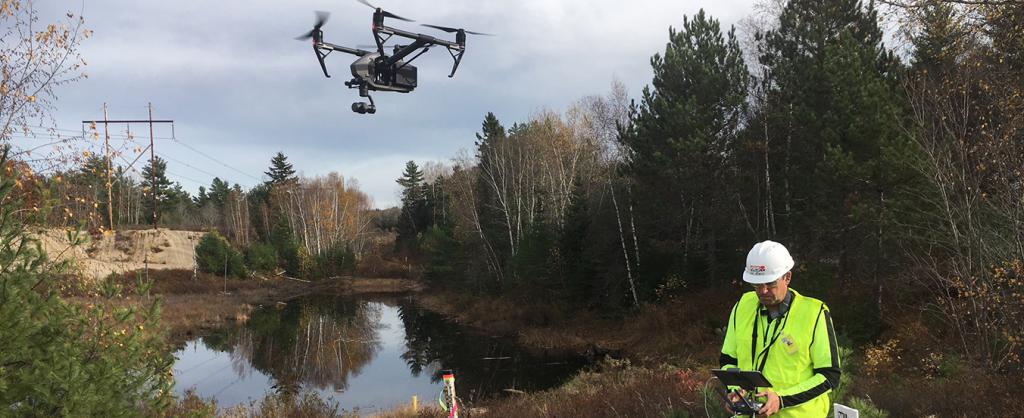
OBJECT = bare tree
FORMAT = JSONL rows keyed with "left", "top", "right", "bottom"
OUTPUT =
{"left": 1, "top": 1, "right": 89, "bottom": 167}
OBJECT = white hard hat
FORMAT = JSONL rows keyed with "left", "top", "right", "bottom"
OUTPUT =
{"left": 742, "top": 240, "right": 794, "bottom": 284}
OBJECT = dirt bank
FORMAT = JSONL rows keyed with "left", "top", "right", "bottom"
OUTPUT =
{"left": 38, "top": 228, "right": 204, "bottom": 281}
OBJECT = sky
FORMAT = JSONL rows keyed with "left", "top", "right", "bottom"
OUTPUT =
{"left": 29, "top": 0, "right": 759, "bottom": 208}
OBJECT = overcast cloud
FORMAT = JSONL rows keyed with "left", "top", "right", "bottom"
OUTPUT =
{"left": 31, "top": 0, "right": 756, "bottom": 208}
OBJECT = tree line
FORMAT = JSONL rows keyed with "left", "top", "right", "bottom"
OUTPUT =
{"left": 397, "top": 0, "right": 1024, "bottom": 374}
{"left": 9, "top": 149, "right": 374, "bottom": 279}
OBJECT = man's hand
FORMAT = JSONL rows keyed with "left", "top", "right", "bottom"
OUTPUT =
{"left": 755, "top": 390, "right": 781, "bottom": 416}
{"left": 724, "top": 389, "right": 745, "bottom": 414}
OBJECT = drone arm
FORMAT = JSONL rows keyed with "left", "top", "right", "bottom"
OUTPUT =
{"left": 396, "top": 46, "right": 430, "bottom": 70}
{"left": 318, "top": 42, "right": 371, "bottom": 57}
{"left": 384, "top": 39, "right": 429, "bottom": 66}
{"left": 377, "top": 24, "right": 457, "bottom": 49}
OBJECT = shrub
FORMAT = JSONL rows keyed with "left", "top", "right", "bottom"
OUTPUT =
{"left": 271, "top": 218, "right": 301, "bottom": 276}
{"left": 245, "top": 242, "right": 279, "bottom": 272}
{"left": 0, "top": 158, "right": 174, "bottom": 415}
{"left": 315, "top": 245, "right": 356, "bottom": 279}
{"left": 195, "top": 231, "right": 246, "bottom": 278}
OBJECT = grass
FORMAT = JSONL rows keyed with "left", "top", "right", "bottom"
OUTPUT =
{"left": 467, "top": 359, "right": 714, "bottom": 418}
{"left": 412, "top": 284, "right": 1024, "bottom": 418}
{"left": 166, "top": 391, "right": 357, "bottom": 418}
{"left": 415, "top": 287, "right": 736, "bottom": 365}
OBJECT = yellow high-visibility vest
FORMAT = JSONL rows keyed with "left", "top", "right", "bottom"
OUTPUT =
{"left": 720, "top": 289, "right": 840, "bottom": 418}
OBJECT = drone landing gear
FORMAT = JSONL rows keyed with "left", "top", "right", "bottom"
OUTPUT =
{"left": 348, "top": 82, "right": 376, "bottom": 114}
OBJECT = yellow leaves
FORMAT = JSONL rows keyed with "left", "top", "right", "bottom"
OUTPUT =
{"left": 0, "top": 1, "right": 19, "bottom": 17}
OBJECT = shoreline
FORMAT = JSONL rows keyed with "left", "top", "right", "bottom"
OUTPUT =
{"left": 64, "top": 270, "right": 426, "bottom": 346}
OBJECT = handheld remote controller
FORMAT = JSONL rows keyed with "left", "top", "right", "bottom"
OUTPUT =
{"left": 725, "top": 390, "right": 764, "bottom": 415}
{"left": 710, "top": 368, "right": 773, "bottom": 417}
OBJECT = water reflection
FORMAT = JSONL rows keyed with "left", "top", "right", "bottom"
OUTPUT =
{"left": 395, "top": 297, "right": 585, "bottom": 401}
{"left": 173, "top": 295, "right": 585, "bottom": 413}
{"left": 200, "top": 296, "right": 382, "bottom": 395}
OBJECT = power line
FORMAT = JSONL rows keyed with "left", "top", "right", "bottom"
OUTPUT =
{"left": 114, "top": 152, "right": 203, "bottom": 187}
{"left": 20, "top": 122, "right": 264, "bottom": 186}
{"left": 169, "top": 137, "right": 261, "bottom": 182}
{"left": 154, "top": 151, "right": 222, "bottom": 181}
{"left": 166, "top": 170, "right": 205, "bottom": 187}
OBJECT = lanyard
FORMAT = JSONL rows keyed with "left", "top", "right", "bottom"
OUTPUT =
{"left": 750, "top": 306, "right": 790, "bottom": 372}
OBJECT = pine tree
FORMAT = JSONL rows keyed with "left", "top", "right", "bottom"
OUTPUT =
{"left": 560, "top": 181, "right": 595, "bottom": 301}
{"left": 265, "top": 151, "right": 297, "bottom": 185}
{"left": 475, "top": 112, "right": 506, "bottom": 168}
{"left": 140, "top": 155, "right": 175, "bottom": 225}
{"left": 755, "top": 0, "right": 911, "bottom": 280}
{"left": 909, "top": 2, "right": 967, "bottom": 73}
{"left": 0, "top": 151, "right": 174, "bottom": 415}
{"left": 396, "top": 161, "right": 428, "bottom": 250}
{"left": 208, "top": 177, "right": 231, "bottom": 209}
{"left": 271, "top": 216, "right": 301, "bottom": 275}
{"left": 473, "top": 113, "right": 514, "bottom": 280}
{"left": 195, "top": 186, "right": 209, "bottom": 206}
{"left": 619, "top": 9, "right": 750, "bottom": 289}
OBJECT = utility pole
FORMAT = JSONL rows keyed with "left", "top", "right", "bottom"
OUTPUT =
{"left": 149, "top": 103, "right": 157, "bottom": 230}
{"left": 83, "top": 105, "right": 173, "bottom": 231}
{"left": 103, "top": 103, "right": 113, "bottom": 232}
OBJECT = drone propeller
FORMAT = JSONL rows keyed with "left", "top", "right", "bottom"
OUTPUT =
{"left": 356, "top": 0, "right": 414, "bottom": 22}
{"left": 295, "top": 10, "right": 330, "bottom": 40}
{"left": 421, "top": 23, "right": 494, "bottom": 36}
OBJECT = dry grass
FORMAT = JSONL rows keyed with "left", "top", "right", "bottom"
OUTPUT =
{"left": 357, "top": 251, "right": 420, "bottom": 279}
{"left": 415, "top": 287, "right": 735, "bottom": 365}
{"left": 469, "top": 359, "right": 708, "bottom": 418}
{"left": 166, "top": 390, "right": 360, "bottom": 418}
{"left": 847, "top": 310, "right": 1024, "bottom": 417}
{"left": 318, "top": 277, "right": 426, "bottom": 294}
{"left": 854, "top": 369, "right": 1019, "bottom": 417}
{"left": 370, "top": 405, "right": 447, "bottom": 418}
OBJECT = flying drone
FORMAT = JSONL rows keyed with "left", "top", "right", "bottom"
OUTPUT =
{"left": 297, "top": 0, "right": 492, "bottom": 114}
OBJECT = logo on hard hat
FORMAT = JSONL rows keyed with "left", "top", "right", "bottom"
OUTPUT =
{"left": 747, "top": 265, "right": 767, "bottom": 274}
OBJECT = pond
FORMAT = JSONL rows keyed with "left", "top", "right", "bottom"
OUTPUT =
{"left": 172, "top": 294, "right": 586, "bottom": 414}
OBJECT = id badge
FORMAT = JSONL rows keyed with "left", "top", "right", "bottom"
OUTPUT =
{"left": 780, "top": 333, "right": 799, "bottom": 355}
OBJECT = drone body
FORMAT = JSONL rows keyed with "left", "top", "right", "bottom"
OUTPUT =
{"left": 349, "top": 52, "right": 417, "bottom": 93}
{"left": 297, "top": 0, "right": 491, "bottom": 114}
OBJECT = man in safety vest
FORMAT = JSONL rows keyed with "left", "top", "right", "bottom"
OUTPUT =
{"left": 719, "top": 241, "right": 840, "bottom": 417}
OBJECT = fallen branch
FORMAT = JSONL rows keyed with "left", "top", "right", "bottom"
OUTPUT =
{"left": 281, "top": 275, "right": 311, "bottom": 283}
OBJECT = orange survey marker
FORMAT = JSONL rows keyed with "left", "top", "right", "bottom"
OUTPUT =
{"left": 439, "top": 372, "right": 460, "bottom": 418}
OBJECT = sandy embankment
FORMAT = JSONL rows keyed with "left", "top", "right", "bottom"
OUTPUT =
{"left": 37, "top": 228, "right": 204, "bottom": 280}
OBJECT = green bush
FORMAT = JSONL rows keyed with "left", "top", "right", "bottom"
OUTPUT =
{"left": 271, "top": 218, "right": 301, "bottom": 276}
{"left": 245, "top": 242, "right": 279, "bottom": 272}
{"left": 0, "top": 161, "right": 173, "bottom": 415}
{"left": 302, "top": 245, "right": 356, "bottom": 280}
{"left": 195, "top": 231, "right": 246, "bottom": 278}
